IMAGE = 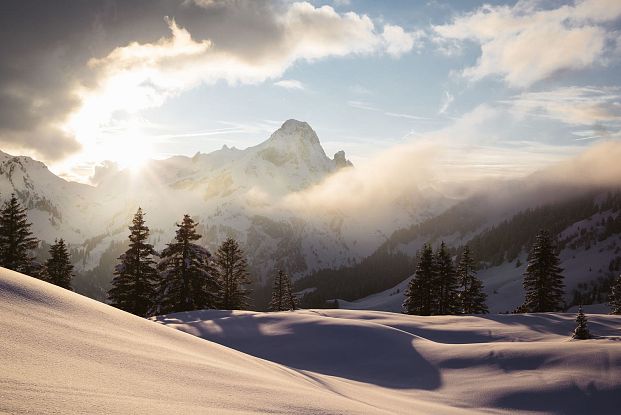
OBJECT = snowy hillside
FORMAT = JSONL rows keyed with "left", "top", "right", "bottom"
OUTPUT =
{"left": 4, "top": 267, "right": 621, "bottom": 414}
{"left": 0, "top": 119, "right": 447, "bottom": 299}
{"left": 157, "top": 308, "right": 621, "bottom": 414}
{"left": 304, "top": 189, "right": 621, "bottom": 313}
{"left": 0, "top": 267, "right": 399, "bottom": 414}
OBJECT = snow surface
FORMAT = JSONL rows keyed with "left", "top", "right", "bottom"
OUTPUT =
{"left": 4, "top": 267, "right": 621, "bottom": 414}
{"left": 157, "top": 309, "right": 621, "bottom": 414}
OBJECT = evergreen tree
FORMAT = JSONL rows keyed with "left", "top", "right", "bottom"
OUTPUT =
{"left": 156, "top": 215, "right": 219, "bottom": 314}
{"left": 572, "top": 305, "right": 591, "bottom": 340}
{"left": 457, "top": 246, "right": 488, "bottom": 314}
{"left": 108, "top": 208, "right": 159, "bottom": 317}
{"left": 270, "top": 270, "right": 296, "bottom": 311}
{"left": 44, "top": 238, "right": 73, "bottom": 290}
{"left": 522, "top": 230, "right": 565, "bottom": 312}
{"left": 609, "top": 274, "right": 621, "bottom": 315}
{"left": 403, "top": 244, "right": 435, "bottom": 315}
{"left": 0, "top": 194, "right": 39, "bottom": 274}
{"left": 434, "top": 241, "right": 460, "bottom": 315}
{"left": 215, "top": 238, "right": 252, "bottom": 310}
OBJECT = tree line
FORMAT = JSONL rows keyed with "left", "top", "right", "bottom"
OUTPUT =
{"left": 403, "top": 243, "right": 488, "bottom": 315}
{"left": 2, "top": 192, "right": 621, "bottom": 317}
{"left": 0, "top": 194, "right": 297, "bottom": 317}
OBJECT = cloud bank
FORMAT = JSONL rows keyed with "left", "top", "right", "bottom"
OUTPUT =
{"left": 434, "top": 0, "right": 621, "bottom": 87}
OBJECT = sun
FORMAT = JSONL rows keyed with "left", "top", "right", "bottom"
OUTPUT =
{"left": 112, "top": 135, "right": 153, "bottom": 173}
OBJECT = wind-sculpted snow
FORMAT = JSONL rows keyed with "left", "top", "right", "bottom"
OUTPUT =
{"left": 3, "top": 266, "right": 621, "bottom": 414}
{"left": 157, "top": 308, "right": 621, "bottom": 414}
{"left": 0, "top": 268, "right": 396, "bottom": 414}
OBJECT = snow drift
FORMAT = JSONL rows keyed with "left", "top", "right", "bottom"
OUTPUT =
{"left": 157, "top": 309, "right": 621, "bottom": 414}
{"left": 0, "top": 268, "right": 386, "bottom": 414}
{"left": 3, "top": 266, "right": 621, "bottom": 414}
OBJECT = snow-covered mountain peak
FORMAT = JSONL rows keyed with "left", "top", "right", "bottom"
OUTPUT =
{"left": 260, "top": 119, "right": 325, "bottom": 158}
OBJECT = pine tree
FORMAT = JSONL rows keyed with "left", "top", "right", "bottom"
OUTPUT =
{"left": 609, "top": 274, "right": 621, "bottom": 315}
{"left": 572, "top": 305, "right": 591, "bottom": 340}
{"left": 403, "top": 244, "right": 436, "bottom": 315}
{"left": 215, "top": 238, "right": 252, "bottom": 310}
{"left": 522, "top": 230, "right": 565, "bottom": 312}
{"left": 156, "top": 214, "right": 219, "bottom": 314}
{"left": 270, "top": 270, "right": 296, "bottom": 311}
{"left": 108, "top": 208, "right": 159, "bottom": 317}
{"left": 44, "top": 238, "right": 73, "bottom": 290}
{"left": 457, "top": 246, "right": 488, "bottom": 314}
{"left": 434, "top": 241, "right": 460, "bottom": 315}
{"left": 0, "top": 194, "right": 39, "bottom": 274}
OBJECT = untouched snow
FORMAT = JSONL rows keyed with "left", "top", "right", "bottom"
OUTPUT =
{"left": 157, "top": 309, "right": 621, "bottom": 415}
{"left": 0, "top": 268, "right": 393, "bottom": 414}
{"left": 3, "top": 267, "right": 621, "bottom": 414}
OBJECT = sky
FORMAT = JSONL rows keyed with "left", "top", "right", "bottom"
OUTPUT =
{"left": 1, "top": 0, "right": 620, "bottom": 183}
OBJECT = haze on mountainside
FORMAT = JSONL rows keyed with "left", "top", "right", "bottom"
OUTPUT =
{"left": 2, "top": 1, "right": 621, "bottom": 414}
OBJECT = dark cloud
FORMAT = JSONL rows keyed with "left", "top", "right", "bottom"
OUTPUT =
{"left": 0, "top": 0, "right": 409, "bottom": 162}
{"left": 0, "top": 0, "right": 289, "bottom": 160}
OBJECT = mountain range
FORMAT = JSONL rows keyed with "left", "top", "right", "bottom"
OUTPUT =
{"left": 0, "top": 119, "right": 447, "bottom": 302}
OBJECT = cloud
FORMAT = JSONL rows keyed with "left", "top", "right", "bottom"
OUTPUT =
{"left": 0, "top": 1, "right": 418, "bottom": 165}
{"left": 381, "top": 25, "right": 423, "bottom": 57}
{"left": 439, "top": 91, "right": 454, "bottom": 114}
{"left": 539, "top": 140, "right": 621, "bottom": 188}
{"left": 280, "top": 104, "right": 585, "bottom": 226}
{"left": 434, "top": 0, "right": 621, "bottom": 87}
{"left": 274, "top": 79, "right": 306, "bottom": 90}
{"left": 504, "top": 86, "right": 621, "bottom": 126}
{"left": 68, "top": 2, "right": 420, "bottom": 144}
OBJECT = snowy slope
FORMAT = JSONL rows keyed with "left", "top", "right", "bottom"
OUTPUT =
{"left": 157, "top": 308, "right": 621, "bottom": 415}
{"left": 0, "top": 267, "right": 396, "bottom": 414}
{"left": 3, "top": 267, "right": 621, "bottom": 414}
{"left": 331, "top": 190, "right": 621, "bottom": 314}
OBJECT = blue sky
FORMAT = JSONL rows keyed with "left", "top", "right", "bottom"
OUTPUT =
{"left": 1, "top": 0, "right": 620, "bottom": 182}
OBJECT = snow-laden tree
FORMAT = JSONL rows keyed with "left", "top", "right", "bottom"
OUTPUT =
{"left": 270, "top": 269, "right": 296, "bottom": 311}
{"left": 156, "top": 214, "right": 219, "bottom": 314}
{"left": 434, "top": 241, "right": 460, "bottom": 315}
{"left": 403, "top": 244, "right": 435, "bottom": 315}
{"left": 215, "top": 237, "right": 252, "bottom": 310}
{"left": 0, "top": 194, "right": 39, "bottom": 274}
{"left": 572, "top": 305, "right": 591, "bottom": 340}
{"left": 108, "top": 208, "right": 159, "bottom": 317}
{"left": 457, "top": 246, "right": 488, "bottom": 314}
{"left": 609, "top": 274, "right": 621, "bottom": 315}
{"left": 522, "top": 230, "right": 565, "bottom": 312}
{"left": 44, "top": 238, "right": 73, "bottom": 290}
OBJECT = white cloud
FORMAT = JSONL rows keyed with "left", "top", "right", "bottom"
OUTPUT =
{"left": 439, "top": 91, "right": 454, "bottom": 114}
{"left": 381, "top": 24, "right": 423, "bottom": 57}
{"left": 347, "top": 100, "right": 378, "bottom": 111}
{"left": 434, "top": 0, "right": 621, "bottom": 87}
{"left": 505, "top": 86, "right": 621, "bottom": 126}
{"left": 67, "top": 3, "right": 420, "bottom": 147}
{"left": 274, "top": 79, "right": 306, "bottom": 90}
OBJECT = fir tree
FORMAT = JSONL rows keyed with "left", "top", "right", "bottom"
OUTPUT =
{"left": 522, "top": 230, "right": 565, "bottom": 312}
{"left": 572, "top": 305, "right": 591, "bottom": 340}
{"left": 403, "top": 244, "right": 435, "bottom": 315}
{"left": 0, "top": 194, "right": 39, "bottom": 274}
{"left": 156, "top": 215, "right": 219, "bottom": 314}
{"left": 457, "top": 246, "right": 488, "bottom": 314}
{"left": 108, "top": 208, "right": 159, "bottom": 317}
{"left": 609, "top": 274, "right": 621, "bottom": 315}
{"left": 44, "top": 238, "right": 73, "bottom": 290}
{"left": 270, "top": 270, "right": 296, "bottom": 311}
{"left": 215, "top": 238, "right": 252, "bottom": 310}
{"left": 434, "top": 241, "right": 460, "bottom": 315}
